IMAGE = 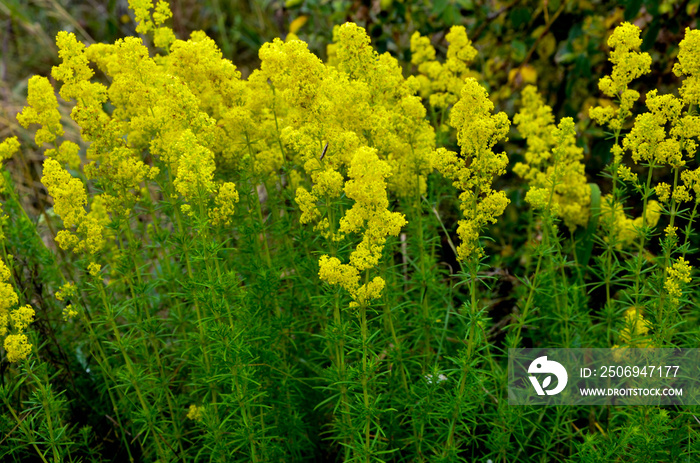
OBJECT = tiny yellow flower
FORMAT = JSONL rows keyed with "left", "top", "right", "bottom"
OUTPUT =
{"left": 187, "top": 404, "right": 203, "bottom": 421}
{"left": 88, "top": 262, "right": 101, "bottom": 277}
{"left": 0, "top": 137, "right": 20, "bottom": 161}
{"left": 209, "top": 182, "right": 239, "bottom": 226}
{"left": 665, "top": 257, "right": 693, "bottom": 304}
{"left": 62, "top": 305, "right": 79, "bottom": 320}
{"left": 655, "top": 182, "right": 671, "bottom": 202}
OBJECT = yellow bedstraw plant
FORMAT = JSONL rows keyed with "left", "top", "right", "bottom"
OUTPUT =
{"left": 430, "top": 77, "right": 510, "bottom": 263}
{"left": 1, "top": 4, "right": 700, "bottom": 462}
{"left": 0, "top": 256, "right": 35, "bottom": 362}
{"left": 514, "top": 85, "right": 590, "bottom": 231}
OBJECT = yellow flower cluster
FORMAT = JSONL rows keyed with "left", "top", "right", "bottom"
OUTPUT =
{"left": 617, "top": 26, "right": 700, "bottom": 215}
{"left": 589, "top": 22, "right": 652, "bottom": 132}
{"left": 209, "top": 182, "right": 240, "bottom": 226}
{"left": 128, "top": 0, "right": 175, "bottom": 48}
{"left": 16, "top": 76, "right": 64, "bottom": 147}
{"left": 599, "top": 195, "right": 662, "bottom": 248}
{"left": 56, "top": 282, "right": 79, "bottom": 320}
{"left": 51, "top": 16, "right": 238, "bottom": 226}
{"left": 0, "top": 137, "right": 20, "bottom": 193}
{"left": 613, "top": 306, "right": 653, "bottom": 357}
{"left": 318, "top": 147, "right": 406, "bottom": 305}
{"left": 513, "top": 86, "right": 590, "bottom": 230}
{"left": 41, "top": 158, "right": 106, "bottom": 258}
{"left": 258, "top": 22, "right": 432, "bottom": 253}
{"left": 673, "top": 28, "right": 700, "bottom": 106}
{"left": 0, "top": 137, "right": 19, "bottom": 161}
{"left": 187, "top": 404, "right": 203, "bottom": 421}
{"left": 173, "top": 130, "right": 216, "bottom": 203}
{"left": 429, "top": 78, "right": 509, "bottom": 261}
{"left": 0, "top": 257, "right": 35, "bottom": 362}
{"left": 410, "top": 26, "right": 478, "bottom": 109}
{"left": 331, "top": 23, "right": 435, "bottom": 198}
{"left": 56, "top": 282, "right": 77, "bottom": 301}
{"left": 681, "top": 168, "right": 700, "bottom": 203}
{"left": 623, "top": 90, "right": 685, "bottom": 168}
{"left": 664, "top": 257, "right": 693, "bottom": 305}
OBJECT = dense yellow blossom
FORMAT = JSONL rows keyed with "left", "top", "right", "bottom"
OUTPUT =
{"left": 88, "top": 262, "right": 102, "bottom": 277}
{"left": 619, "top": 306, "right": 651, "bottom": 342}
{"left": 665, "top": 257, "right": 693, "bottom": 304}
{"left": 0, "top": 259, "right": 18, "bottom": 338}
{"left": 10, "top": 305, "right": 34, "bottom": 332}
{"left": 514, "top": 86, "right": 590, "bottom": 230}
{"left": 209, "top": 182, "right": 239, "bottom": 226}
{"left": 318, "top": 147, "right": 406, "bottom": 305}
{"left": 44, "top": 140, "right": 82, "bottom": 170}
{"left": 187, "top": 404, "right": 203, "bottom": 421}
{"left": 41, "top": 159, "right": 106, "bottom": 254}
{"left": 258, "top": 38, "right": 345, "bottom": 228}
{"left": 664, "top": 224, "right": 678, "bottom": 239}
{"left": 52, "top": 31, "right": 95, "bottom": 101}
{"left": 589, "top": 22, "right": 651, "bottom": 131}
{"left": 42, "top": 159, "right": 87, "bottom": 229}
{"left": 681, "top": 168, "right": 700, "bottom": 201}
{"left": 332, "top": 23, "right": 434, "bottom": 198}
{"left": 0, "top": 137, "right": 20, "bottom": 161}
{"left": 79, "top": 27, "right": 239, "bottom": 224}
{"left": 4, "top": 334, "right": 32, "bottom": 363}
{"left": 430, "top": 78, "right": 509, "bottom": 260}
{"left": 624, "top": 90, "right": 686, "bottom": 168}
{"left": 173, "top": 130, "right": 216, "bottom": 200}
{"left": 600, "top": 22, "right": 651, "bottom": 94}
{"left": 0, "top": 138, "right": 20, "bottom": 194}
{"left": 656, "top": 182, "right": 671, "bottom": 202}
{"left": 318, "top": 255, "right": 361, "bottom": 296}
{"left": 673, "top": 28, "right": 700, "bottom": 106}
{"left": 167, "top": 30, "right": 243, "bottom": 119}
{"left": 259, "top": 38, "right": 325, "bottom": 112}
{"left": 51, "top": 32, "right": 157, "bottom": 220}
{"left": 341, "top": 148, "right": 406, "bottom": 271}
{"left": 599, "top": 195, "right": 661, "bottom": 248}
{"left": 295, "top": 187, "right": 321, "bottom": 225}
{"left": 263, "top": 23, "right": 432, "bottom": 248}
{"left": 410, "top": 26, "right": 478, "bottom": 109}
{"left": 613, "top": 306, "right": 653, "bottom": 358}
{"left": 128, "top": 0, "right": 175, "bottom": 48}
{"left": 0, "top": 258, "right": 34, "bottom": 362}
{"left": 16, "top": 76, "right": 64, "bottom": 147}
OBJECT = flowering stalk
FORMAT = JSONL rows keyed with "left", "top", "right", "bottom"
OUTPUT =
{"left": 589, "top": 22, "right": 652, "bottom": 330}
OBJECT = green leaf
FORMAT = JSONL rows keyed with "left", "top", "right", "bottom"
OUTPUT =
{"left": 511, "top": 40, "right": 527, "bottom": 62}
{"left": 624, "top": 0, "right": 643, "bottom": 20}
{"left": 456, "top": 0, "right": 474, "bottom": 10}
{"left": 575, "top": 183, "right": 601, "bottom": 269}
{"left": 642, "top": 19, "right": 661, "bottom": 51}
{"left": 509, "top": 7, "right": 531, "bottom": 28}
{"left": 432, "top": 0, "right": 449, "bottom": 16}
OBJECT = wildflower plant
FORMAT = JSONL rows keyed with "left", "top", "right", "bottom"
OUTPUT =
{"left": 0, "top": 5, "right": 699, "bottom": 463}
